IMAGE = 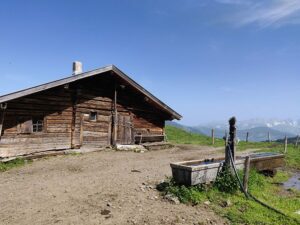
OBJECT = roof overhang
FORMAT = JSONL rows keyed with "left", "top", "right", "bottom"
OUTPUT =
{"left": 0, "top": 65, "right": 182, "bottom": 120}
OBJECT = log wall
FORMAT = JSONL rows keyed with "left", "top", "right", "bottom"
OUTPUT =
{"left": 0, "top": 72, "right": 170, "bottom": 158}
{"left": 0, "top": 87, "right": 73, "bottom": 158}
{"left": 74, "top": 79, "right": 114, "bottom": 148}
{"left": 116, "top": 84, "right": 166, "bottom": 136}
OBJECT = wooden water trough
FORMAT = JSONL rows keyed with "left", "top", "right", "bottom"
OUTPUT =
{"left": 170, "top": 152, "right": 285, "bottom": 186}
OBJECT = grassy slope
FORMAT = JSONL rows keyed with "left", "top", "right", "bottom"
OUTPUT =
{"left": 166, "top": 125, "right": 224, "bottom": 147}
{"left": 165, "top": 125, "right": 300, "bottom": 225}
{"left": 166, "top": 125, "right": 281, "bottom": 150}
{"left": 166, "top": 125, "right": 281, "bottom": 148}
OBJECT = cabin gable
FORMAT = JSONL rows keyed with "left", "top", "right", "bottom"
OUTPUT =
{"left": 0, "top": 68, "right": 179, "bottom": 158}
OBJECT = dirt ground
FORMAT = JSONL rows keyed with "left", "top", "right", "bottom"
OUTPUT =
{"left": 0, "top": 145, "right": 230, "bottom": 225}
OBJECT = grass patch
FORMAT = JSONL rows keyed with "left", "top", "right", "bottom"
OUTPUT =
{"left": 284, "top": 146, "right": 300, "bottom": 169}
{"left": 67, "top": 152, "right": 83, "bottom": 156}
{"left": 165, "top": 125, "right": 224, "bottom": 147}
{"left": 236, "top": 141, "right": 281, "bottom": 151}
{"left": 214, "top": 167, "right": 239, "bottom": 194}
{"left": 159, "top": 170, "right": 300, "bottom": 225}
{"left": 0, "top": 158, "right": 30, "bottom": 172}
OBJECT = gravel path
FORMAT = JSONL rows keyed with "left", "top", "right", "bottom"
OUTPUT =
{"left": 0, "top": 145, "right": 229, "bottom": 225}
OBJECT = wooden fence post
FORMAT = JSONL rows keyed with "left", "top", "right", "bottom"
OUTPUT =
{"left": 295, "top": 135, "right": 299, "bottom": 148}
{"left": 225, "top": 117, "right": 236, "bottom": 167}
{"left": 246, "top": 132, "right": 249, "bottom": 142}
{"left": 243, "top": 156, "right": 250, "bottom": 193}
{"left": 284, "top": 136, "right": 288, "bottom": 153}
{"left": 224, "top": 131, "right": 228, "bottom": 147}
{"left": 229, "top": 117, "right": 236, "bottom": 161}
{"left": 212, "top": 129, "right": 215, "bottom": 145}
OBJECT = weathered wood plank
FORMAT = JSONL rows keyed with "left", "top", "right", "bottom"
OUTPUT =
{"left": 82, "top": 131, "right": 108, "bottom": 137}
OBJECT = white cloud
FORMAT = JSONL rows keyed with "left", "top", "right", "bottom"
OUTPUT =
{"left": 216, "top": 0, "right": 300, "bottom": 28}
{"left": 215, "top": 0, "right": 250, "bottom": 5}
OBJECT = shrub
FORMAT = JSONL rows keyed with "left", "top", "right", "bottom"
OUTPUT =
{"left": 214, "top": 167, "right": 239, "bottom": 194}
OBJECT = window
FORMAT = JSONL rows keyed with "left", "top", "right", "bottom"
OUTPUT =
{"left": 17, "top": 117, "right": 33, "bottom": 134}
{"left": 17, "top": 116, "right": 44, "bottom": 134}
{"left": 89, "top": 112, "right": 97, "bottom": 121}
{"left": 32, "top": 118, "right": 44, "bottom": 133}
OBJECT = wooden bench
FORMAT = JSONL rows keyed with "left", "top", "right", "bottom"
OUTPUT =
{"left": 134, "top": 134, "right": 165, "bottom": 144}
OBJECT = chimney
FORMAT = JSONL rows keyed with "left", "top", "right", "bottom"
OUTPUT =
{"left": 72, "top": 61, "right": 83, "bottom": 75}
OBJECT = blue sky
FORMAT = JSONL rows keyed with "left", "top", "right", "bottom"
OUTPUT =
{"left": 0, "top": 0, "right": 299, "bottom": 125}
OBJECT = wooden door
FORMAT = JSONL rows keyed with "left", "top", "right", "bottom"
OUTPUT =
{"left": 80, "top": 114, "right": 112, "bottom": 148}
{"left": 116, "top": 114, "right": 133, "bottom": 145}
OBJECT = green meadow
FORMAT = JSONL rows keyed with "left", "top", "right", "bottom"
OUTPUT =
{"left": 164, "top": 125, "right": 300, "bottom": 225}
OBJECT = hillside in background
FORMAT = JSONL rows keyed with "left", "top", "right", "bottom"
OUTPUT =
{"left": 167, "top": 119, "right": 298, "bottom": 142}
{"left": 165, "top": 125, "right": 284, "bottom": 151}
{"left": 237, "top": 127, "right": 294, "bottom": 142}
{"left": 203, "top": 118, "right": 300, "bottom": 131}
{"left": 277, "top": 135, "right": 300, "bottom": 144}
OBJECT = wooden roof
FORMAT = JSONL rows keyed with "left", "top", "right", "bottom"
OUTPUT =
{"left": 0, "top": 65, "right": 182, "bottom": 120}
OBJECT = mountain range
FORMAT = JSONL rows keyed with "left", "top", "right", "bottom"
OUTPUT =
{"left": 167, "top": 118, "right": 300, "bottom": 142}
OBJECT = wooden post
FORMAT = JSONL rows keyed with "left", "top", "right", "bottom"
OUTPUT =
{"left": 268, "top": 132, "right": 271, "bottom": 143}
{"left": 79, "top": 114, "right": 84, "bottom": 146}
{"left": 284, "top": 135, "right": 288, "bottom": 153}
{"left": 225, "top": 117, "right": 236, "bottom": 166}
{"left": 0, "top": 111, "right": 4, "bottom": 137}
{"left": 163, "top": 130, "right": 167, "bottom": 142}
{"left": 243, "top": 156, "right": 250, "bottom": 193}
{"left": 295, "top": 135, "right": 299, "bottom": 148}
{"left": 212, "top": 129, "right": 215, "bottom": 145}
{"left": 246, "top": 132, "right": 249, "bottom": 142}
{"left": 0, "top": 103, "right": 7, "bottom": 138}
{"left": 224, "top": 130, "right": 228, "bottom": 147}
{"left": 229, "top": 117, "right": 236, "bottom": 161}
{"left": 70, "top": 90, "right": 78, "bottom": 148}
{"left": 112, "top": 85, "right": 118, "bottom": 146}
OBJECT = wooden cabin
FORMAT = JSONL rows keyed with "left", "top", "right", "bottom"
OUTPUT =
{"left": 0, "top": 63, "right": 181, "bottom": 159}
